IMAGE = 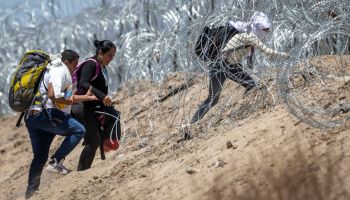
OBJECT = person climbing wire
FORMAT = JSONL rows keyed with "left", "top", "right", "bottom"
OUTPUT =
{"left": 190, "top": 11, "right": 289, "bottom": 125}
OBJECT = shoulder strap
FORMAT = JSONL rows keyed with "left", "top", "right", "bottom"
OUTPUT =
{"left": 16, "top": 112, "right": 25, "bottom": 127}
{"left": 42, "top": 72, "right": 49, "bottom": 92}
{"left": 75, "top": 58, "right": 101, "bottom": 82}
{"left": 90, "top": 59, "right": 101, "bottom": 81}
{"left": 16, "top": 68, "right": 48, "bottom": 127}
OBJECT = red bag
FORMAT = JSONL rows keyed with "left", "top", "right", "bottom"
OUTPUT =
{"left": 103, "top": 139, "right": 119, "bottom": 152}
{"left": 98, "top": 114, "right": 120, "bottom": 152}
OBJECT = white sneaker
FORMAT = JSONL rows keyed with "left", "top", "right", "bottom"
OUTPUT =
{"left": 45, "top": 158, "right": 69, "bottom": 175}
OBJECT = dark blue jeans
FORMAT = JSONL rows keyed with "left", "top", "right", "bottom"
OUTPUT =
{"left": 24, "top": 108, "right": 85, "bottom": 193}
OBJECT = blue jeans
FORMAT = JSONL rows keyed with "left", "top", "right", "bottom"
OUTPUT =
{"left": 24, "top": 108, "right": 85, "bottom": 193}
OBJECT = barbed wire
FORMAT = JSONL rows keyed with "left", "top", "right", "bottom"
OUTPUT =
{"left": 0, "top": 1, "right": 349, "bottom": 146}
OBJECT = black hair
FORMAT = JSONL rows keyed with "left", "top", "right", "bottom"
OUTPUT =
{"left": 61, "top": 49, "right": 79, "bottom": 62}
{"left": 94, "top": 39, "right": 116, "bottom": 55}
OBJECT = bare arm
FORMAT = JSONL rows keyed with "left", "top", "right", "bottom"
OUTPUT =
{"left": 48, "top": 83, "right": 97, "bottom": 104}
{"left": 47, "top": 83, "right": 73, "bottom": 105}
{"left": 72, "top": 87, "right": 98, "bottom": 103}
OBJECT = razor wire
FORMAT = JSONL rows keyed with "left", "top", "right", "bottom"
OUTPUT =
{"left": 275, "top": 0, "right": 350, "bottom": 129}
{"left": 278, "top": 27, "right": 350, "bottom": 129}
{"left": 0, "top": 0, "right": 349, "bottom": 146}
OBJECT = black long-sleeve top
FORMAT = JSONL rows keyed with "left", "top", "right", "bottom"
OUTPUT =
{"left": 78, "top": 56, "right": 108, "bottom": 105}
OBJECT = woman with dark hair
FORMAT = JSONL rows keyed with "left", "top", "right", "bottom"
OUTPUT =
{"left": 75, "top": 39, "right": 120, "bottom": 171}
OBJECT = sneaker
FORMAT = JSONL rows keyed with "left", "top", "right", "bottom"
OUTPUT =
{"left": 25, "top": 189, "right": 40, "bottom": 199}
{"left": 45, "top": 158, "right": 69, "bottom": 175}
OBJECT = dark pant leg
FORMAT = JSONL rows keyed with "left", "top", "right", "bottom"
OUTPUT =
{"left": 77, "top": 106, "right": 100, "bottom": 171}
{"left": 71, "top": 102, "right": 85, "bottom": 125}
{"left": 25, "top": 114, "right": 55, "bottom": 193}
{"left": 191, "top": 63, "right": 227, "bottom": 124}
{"left": 225, "top": 63, "right": 256, "bottom": 90}
{"left": 24, "top": 108, "right": 85, "bottom": 197}
{"left": 49, "top": 109, "right": 86, "bottom": 161}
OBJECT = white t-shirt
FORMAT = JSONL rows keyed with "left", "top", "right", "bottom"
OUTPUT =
{"left": 31, "top": 54, "right": 73, "bottom": 114}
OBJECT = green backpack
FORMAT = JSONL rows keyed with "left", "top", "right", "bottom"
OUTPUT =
{"left": 8, "top": 50, "right": 51, "bottom": 126}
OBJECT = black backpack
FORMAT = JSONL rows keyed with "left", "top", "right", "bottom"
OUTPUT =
{"left": 195, "top": 23, "right": 238, "bottom": 62}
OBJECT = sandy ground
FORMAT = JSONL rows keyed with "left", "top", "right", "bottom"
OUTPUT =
{"left": 1, "top": 56, "right": 350, "bottom": 200}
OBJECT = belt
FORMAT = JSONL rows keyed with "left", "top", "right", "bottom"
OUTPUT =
{"left": 29, "top": 110, "right": 41, "bottom": 115}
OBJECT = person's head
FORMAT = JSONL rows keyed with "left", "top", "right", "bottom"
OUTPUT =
{"left": 61, "top": 49, "right": 79, "bottom": 73}
{"left": 94, "top": 39, "right": 116, "bottom": 66}
{"left": 250, "top": 12, "right": 271, "bottom": 40}
{"left": 229, "top": 12, "right": 271, "bottom": 40}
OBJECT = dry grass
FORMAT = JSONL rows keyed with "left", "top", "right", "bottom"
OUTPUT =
{"left": 205, "top": 147, "right": 350, "bottom": 200}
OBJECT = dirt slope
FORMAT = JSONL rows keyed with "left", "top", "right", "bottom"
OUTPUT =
{"left": 1, "top": 61, "right": 350, "bottom": 200}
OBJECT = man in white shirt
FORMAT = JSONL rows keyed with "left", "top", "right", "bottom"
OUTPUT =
{"left": 24, "top": 50, "right": 96, "bottom": 199}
